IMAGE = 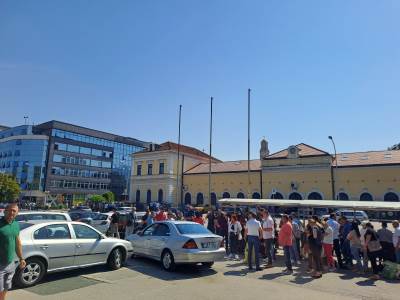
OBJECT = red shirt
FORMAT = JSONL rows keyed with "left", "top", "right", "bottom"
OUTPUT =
{"left": 192, "top": 217, "right": 204, "bottom": 225}
{"left": 155, "top": 211, "right": 167, "bottom": 221}
{"left": 278, "top": 222, "right": 293, "bottom": 246}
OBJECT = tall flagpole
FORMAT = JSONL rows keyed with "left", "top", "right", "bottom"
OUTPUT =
{"left": 247, "top": 89, "right": 251, "bottom": 199}
{"left": 176, "top": 105, "right": 182, "bottom": 209}
{"left": 208, "top": 97, "right": 213, "bottom": 207}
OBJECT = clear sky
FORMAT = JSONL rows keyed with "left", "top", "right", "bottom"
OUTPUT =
{"left": 1, "top": 1, "right": 399, "bottom": 161}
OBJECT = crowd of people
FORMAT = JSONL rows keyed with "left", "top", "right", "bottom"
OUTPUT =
{"left": 106, "top": 204, "right": 400, "bottom": 280}
{"left": 203, "top": 208, "right": 400, "bottom": 280}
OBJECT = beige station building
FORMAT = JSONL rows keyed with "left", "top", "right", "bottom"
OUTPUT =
{"left": 130, "top": 139, "right": 400, "bottom": 209}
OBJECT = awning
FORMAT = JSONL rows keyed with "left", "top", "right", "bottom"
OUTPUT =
{"left": 218, "top": 198, "right": 400, "bottom": 211}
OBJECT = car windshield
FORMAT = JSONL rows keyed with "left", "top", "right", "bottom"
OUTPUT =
{"left": 18, "top": 222, "right": 34, "bottom": 230}
{"left": 92, "top": 214, "right": 109, "bottom": 221}
{"left": 175, "top": 223, "right": 211, "bottom": 235}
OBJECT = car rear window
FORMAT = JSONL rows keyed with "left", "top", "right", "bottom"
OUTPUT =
{"left": 93, "top": 214, "right": 109, "bottom": 221}
{"left": 176, "top": 224, "right": 211, "bottom": 235}
{"left": 19, "top": 222, "right": 34, "bottom": 230}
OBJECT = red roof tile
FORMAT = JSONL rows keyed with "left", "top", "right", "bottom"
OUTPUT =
{"left": 136, "top": 141, "right": 221, "bottom": 162}
{"left": 266, "top": 143, "right": 330, "bottom": 159}
{"left": 335, "top": 150, "right": 400, "bottom": 167}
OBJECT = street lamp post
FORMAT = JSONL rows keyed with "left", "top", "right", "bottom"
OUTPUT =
{"left": 328, "top": 136, "right": 338, "bottom": 200}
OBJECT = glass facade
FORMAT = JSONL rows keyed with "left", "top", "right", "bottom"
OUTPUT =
{"left": 0, "top": 122, "right": 148, "bottom": 203}
{"left": 49, "top": 127, "right": 146, "bottom": 200}
{"left": 0, "top": 126, "right": 48, "bottom": 192}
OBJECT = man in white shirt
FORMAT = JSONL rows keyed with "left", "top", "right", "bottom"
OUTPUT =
{"left": 327, "top": 213, "right": 344, "bottom": 268}
{"left": 392, "top": 220, "right": 400, "bottom": 263}
{"left": 246, "top": 212, "right": 262, "bottom": 271}
{"left": 261, "top": 209, "right": 274, "bottom": 267}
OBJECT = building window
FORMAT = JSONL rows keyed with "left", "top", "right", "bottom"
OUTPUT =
{"left": 146, "top": 190, "right": 151, "bottom": 204}
{"left": 196, "top": 193, "right": 204, "bottom": 206}
{"left": 384, "top": 192, "right": 399, "bottom": 202}
{"left": 148, "top": 163, "right": 153, "bottom": 175}
{"left": 222, "top": 192, "right": 230, "bottom": 199}
{"left": 14, "top": 150, "right": 20, "bottom": 157}
{"left": 289, "top": 192, "right": 302, "bottom": 200}
{"left": 308, "top": 192, "right": 323, "bottom": 200}
{"left": 158, "top": 189, "right": 163, "bottom": 203}
{"left": 137, "top": 165, "right": 142, "bottom": 176}
{"left": 338, "top": 192, "right": 349, "bottom": 200}
{"left": 184, "top": 193, "right": 191, "bottom": 205}
{"left": 159, "top": 162, "right": 164, "bottom": 174}
{"left": 271, "top": 192, "right": 283, "bottom": 199}
{"left": 136, "top": 190, "right": 140, "bottom": 203}
{"left": 360, "top": 193, "right": 373, "bottom": 201}
{"left": 237, "top": 192, "right": 245, "bottom": 199}
{"left": 211, "top": 193, "right": 217, "bottom": 206}
{"left": 252, "top": 192, "right": 261, "bottom": 199}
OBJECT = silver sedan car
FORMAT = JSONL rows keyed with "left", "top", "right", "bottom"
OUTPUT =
{"left": 15, "top": 221, "right": 133, "bottom": 287}
{"left": 126, "top": 221, "right": 225, "bottom": 271}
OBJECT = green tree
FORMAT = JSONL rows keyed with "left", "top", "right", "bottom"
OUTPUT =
{"left": 89, "top": 194, "right": 106, "bottom": 203}
{"left": 0, "top": 173, "right": 21, "bottom": 202}
{"left": 102, "top": 191, "right": 115, "bottom": 203}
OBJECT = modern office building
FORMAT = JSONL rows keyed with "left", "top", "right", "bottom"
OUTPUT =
{"left": 0, "top": 121, "right": 149, "bottom": 205}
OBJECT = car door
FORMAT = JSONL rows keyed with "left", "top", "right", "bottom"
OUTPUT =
{"left": 33, "top": 224, "right": 75, "bottom": 270}
{"left": 72, "top": 224, "right": 109, "bottom": 266}
{"left": 148, "top": 223, "right": 171, "bottom": 259}
{"left": 139, "top": 224, "right": 158, "bottom": 256}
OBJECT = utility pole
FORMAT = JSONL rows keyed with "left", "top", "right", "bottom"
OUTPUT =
{"left": 247, "top": 89, "right": 251, "bottom": 199}
{"left": 208, "top": 97, "right": 213, "bottom": 207}
{"left": 176, "top": 105, "right": 182, "bottom": 209}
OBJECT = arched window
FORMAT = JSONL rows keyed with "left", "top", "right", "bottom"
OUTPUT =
{"left": 289, "top": 192, "right": 302, "bottom": 200}
{"left": 135, "top": 190, "right": 140, "bottom": 203}
{"left": 237, "top": 192, "right": 245, "bottom": 199}
{"left": 271, "top": 192, "right": 283, "bottom": 199}
{"left": 146, "top": 190, "right": 151, "bottom": 204}
{"left": 252, "top": 192, "right": 261, "bottom": 199}
{"left": 184, "top": 193, "right": 191, "bottom": 205}
{"left": 211, "top": 193, "right": 217, "bottom": 206}
{"left": 222, "top": 192, "right": 230, "bottom": 199}
{"left": 158, "top": 189, "right": 163, "bottom": 203}
{"left": 308, "top": 192, "right": 323, "bottom": 200}
{"left": 196, "top": 193, "right": 204, "bottom": 206}
{"left": 384, "top": 192, "right": 399, "bottom": 202}
{"left": 338, "top": 192, "right": 349, "bottom": 200}
{"left": 360, "top": 192, "right": 373, "bottom": 201}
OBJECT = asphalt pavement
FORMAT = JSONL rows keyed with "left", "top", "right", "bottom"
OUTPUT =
{"left": 8, "top": 253, "right": 400, "bottom": 300}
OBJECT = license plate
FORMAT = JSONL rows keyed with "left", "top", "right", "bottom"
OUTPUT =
{"left": 201, "top": 242, "right": 216, "bottom": 249}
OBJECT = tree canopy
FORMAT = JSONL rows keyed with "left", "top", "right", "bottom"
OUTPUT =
{"left": 0, "top": 173, "right": 21, "bottom": 202}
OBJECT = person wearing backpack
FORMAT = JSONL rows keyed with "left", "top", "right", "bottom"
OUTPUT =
{"left": 308, "top": 216, "right": 324, "bottom": 278}
{"left": 289, "top": 215, "right": 301, "bottom": 265}
{"left": 125, "top": 207, "right": 137, "bottom": 238}
{"left": 364, "top": 222, "right": 382, "bottom": 280}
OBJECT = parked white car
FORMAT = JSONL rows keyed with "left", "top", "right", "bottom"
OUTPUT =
{"left": 126, "top": 221, "right": 225, "bottom": 271}
{"left": 15, "top": 221, "right": 133, "bottom": 287}
{"left": 323, "top": 210, "right": 369, "bottom": 222}
{"left": 91, "top": 212, "right": 113, "bottom": 234}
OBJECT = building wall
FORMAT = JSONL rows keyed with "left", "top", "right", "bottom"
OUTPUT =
{"left": 262, "top": 167, "right": 333, "bottom": 199}
{"left": 335, "top": 165, "right": 400, "bottom": 201}
{"left": 131, "top": 150, "right": 213, "bottom": 206}
{"left": 183, "top": 171, "right": 261, "bottom": 206}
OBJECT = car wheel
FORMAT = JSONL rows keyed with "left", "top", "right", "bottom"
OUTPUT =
{"left": 201, "top": 262, "right": 214, "bottom": 268}
{"left": 108, "top": 248, "right": 123, "bottom": 270}
{"left": 161, "top": 250, "right": 176, "bottom": 271}
{"left": 14, "top": 258, "right": 46, "bottom": 288}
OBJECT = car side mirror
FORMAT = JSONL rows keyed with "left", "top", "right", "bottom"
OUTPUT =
{"left": 137, "top": 231, "right": 143, "bottom": 236}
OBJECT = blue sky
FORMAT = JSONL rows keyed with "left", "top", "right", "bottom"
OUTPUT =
{"left": 1, "top": 1, "right": 399, "bottom": 161}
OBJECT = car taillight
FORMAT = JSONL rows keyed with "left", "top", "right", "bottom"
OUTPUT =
{"left": 182, "top": 239, "right": 198, "bottom": 249}
{"left": 220, "top": 239, "right": 224, "bottom": 248}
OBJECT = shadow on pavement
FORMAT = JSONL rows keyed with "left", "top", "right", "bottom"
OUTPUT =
{"left": 125, "top": 257, "right": 217, "bottom": 281}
